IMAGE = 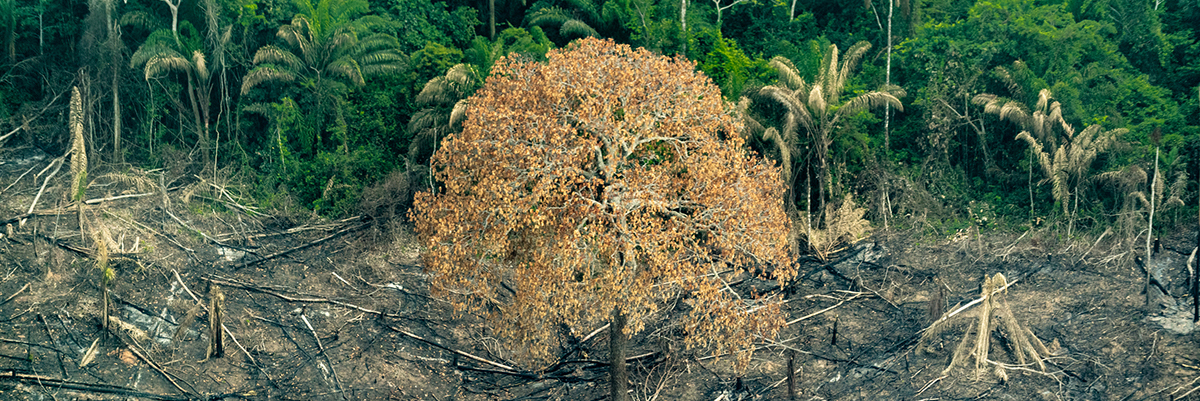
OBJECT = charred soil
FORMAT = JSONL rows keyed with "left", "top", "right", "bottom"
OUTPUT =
{"left": 1, "top": 146, "right": 1199, "bottom": 400}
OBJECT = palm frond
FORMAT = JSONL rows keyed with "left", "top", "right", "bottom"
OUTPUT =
{"left": 417, "top": 73, "right": 470, "bottom": 106}
{"left": 144, "top": 55, "right": 194, "bottom": 80}
{"left": 1016, "top": 131, "right": 1051, "bottom": 178}
{"left": 992, "top": 66, "right": 1024, "bottom": 99}
{"left": 769, "top": 56, "right": 806, "bottom": 90}
{"left": 997, "top": 101, "right": 1031, "bottom": 128}
{"left": 325, "top": 31, "right": 358, "bottom": 58}
{"left": 120, "top": 11, "right": 162, "bottom": 31}
{"left": 130, "top": 41, "right": 181, "bottom": 70}
{"left": 277, "top": 21, "right": 313, "bottom": 62}
{"left": 731, "top": 96, "right": 766, "bottom": 137}
{"left": 407, "top": 108, "right": 445, "bottom": 134}
{"left": 445, "top": 64, "right": 481, "bottom": 87}
{"left": 1132, "top": 191, "right": 1151, "bottom": 210}
{"left": 355, "top": 14, "right": 395, "bottom": 31}
{"left": 762, "top": 127, "right": 792, "bottom": 184}
{"left": 360, "top": 63, "right": 404, "bottom": 78}
{"left": 326, "top": 57, "right": 365, "bottom": 87}
{"left": 816, "top": 44, "right": 836, "bottom": 93}
{"left": 528, "top": 7, "right": 571, "bottom": 27}
{"left": 193, "top": 50, "right": 209, "bottom": 82}
{"left": 971, "top": 93, "right": 996, "bottom": 107}
{"left": 560, "top": 19, "right": 600, "bottom": 38}
{"left": 357, "top": 33, "right": 400, "bottom": 54}
{"left": 358, "top": 50, "right": 405, "bottom": 68}
{"left": 806, "top": 85, "right": 826, "bottom": 119}
{"left": 252, "top": 45, "right": 305, "bottom": 72}
{"left": 241, "top": 66, "right": 298, "bottom": 94}
{"left": 450, "top": 99, "right": 470, "bottom": 129}
{"left": 1051, "top": 146, "right": 1070, "bottom": 212}
{"left": 840, "top": 91, "right": 903, "bottom": 117}
{"left": 1166, "top": 169, "right": 1188, "bottom": 209}
{"left": 1035, "top": 89, "right": 1052, "bottom": 113}
{"left": 833, "top": 41, "right": 871, "bottom": 99}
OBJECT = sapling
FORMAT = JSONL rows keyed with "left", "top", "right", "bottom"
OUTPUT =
{"left": 1146, "top": 127, "right": 1161, "bottom": 307}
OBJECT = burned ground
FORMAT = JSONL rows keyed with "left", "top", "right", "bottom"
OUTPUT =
{"left": 2, "top": 145, "right": 1200, "bottom": 400}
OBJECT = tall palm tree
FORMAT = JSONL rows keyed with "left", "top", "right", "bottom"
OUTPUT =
{"left": 757, "top": 41, "right": 904, "bottom": 217}
{"left": 407, "top": 64, "right": 480, "bottom": 169}
{"left": 241, "top": 0, "right": 403, "bottom": 154}
{"left": 526, "top": 0, "right": 604, "bottom": 41}
{"left": 131, "top": 22, "right": 228, "bottom": 167}
{"left": 1016, "top": 121, "right": 1124, "bottom": 237}
{"left": 973, "top": 80, "right": 1073, "bottom": 220}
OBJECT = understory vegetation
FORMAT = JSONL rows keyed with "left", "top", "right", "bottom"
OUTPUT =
{"left": 1, "top": 0, "right": 1197, "bottom": 240}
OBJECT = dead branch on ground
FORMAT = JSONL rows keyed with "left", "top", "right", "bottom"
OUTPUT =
{"left": 232, "top": 220, "right": 371, "bottom": 270}
{"left": 203, "top": 274, "right": 402, "bottom": 319}
{"left": 0, "top": 371, "right": 192, "bottom": 401}
{"left": 301, "top": 313, "right": 347, "bottom": 400}
{"left": 21, "top": 154, "right": 64, "bottom": 228}
{"left": 0, "top": 282, "right": 30, "bottom": 307}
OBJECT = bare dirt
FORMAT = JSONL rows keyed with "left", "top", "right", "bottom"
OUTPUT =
{"left": 3, "top": 145, "right": 1200, "bottom": 401}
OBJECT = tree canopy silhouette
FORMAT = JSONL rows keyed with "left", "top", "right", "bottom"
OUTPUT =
{"left": 411, "top": 37, "right": 794, "bottom": 400}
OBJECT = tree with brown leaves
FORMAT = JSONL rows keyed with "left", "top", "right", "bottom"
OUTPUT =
{"left": 412, "top": 38, "right": 794, "bottom": 400}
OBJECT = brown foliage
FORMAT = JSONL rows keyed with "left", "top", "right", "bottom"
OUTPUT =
{"left": 411, "top": 38, "right": 794, "bottom": 369}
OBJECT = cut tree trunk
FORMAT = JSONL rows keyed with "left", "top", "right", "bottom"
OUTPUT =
{"left": 609, "top": 308, "right": 628, "bottom": 401}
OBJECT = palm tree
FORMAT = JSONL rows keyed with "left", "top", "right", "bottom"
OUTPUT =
{"left": 407, "top": 64, "right": 480, "bottom": 171}
{"left": 973, "top": 87, "right": 1071, "bottom": 152}
{"left": 1016, "top": 121, "right": 1124, "bottom": 237}
{"left": 241, "top": 0, "right": 403, "bottom": 154}
{"left": 463, "top": 27, "right": 552, "bottom": 77}
{"left": 130, "top": 22, "right": 227, "bottom": 167}
{"left": 973, "top": 81, "right": 1073, "bottom": 220}
{"left": 757, "top": 41, "right": 904, "bottom": 218}
{"left": 526, "top": 0, "right": 604, "bottom": 42}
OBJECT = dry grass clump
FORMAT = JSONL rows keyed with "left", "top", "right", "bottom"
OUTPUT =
{"left": 919, "top": 273, "right": 1054, "bottom": 381}
{"left": 358, "top": 168, "right": 415, "bottom": 224}
{"left": 800, "top": 195, "right": 871, "bottom": 261}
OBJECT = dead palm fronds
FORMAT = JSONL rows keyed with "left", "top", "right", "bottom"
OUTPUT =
{"left": 974, "top": 87, "right": 1070, "bottom": 151}
{"left": 799, "top": 195, "right": 870, "bottom": 261}
{"left": 408, "top": 63, "right": 482, "bottom": 191}
{"left": 1015, "top": 119, "right": 1124, "bottom": 237}
{"left": 920, "top": 273, "right": 1053, "bottom": 380}
{"left": 973, "top": 68, "right": 1072, "bottom": 219}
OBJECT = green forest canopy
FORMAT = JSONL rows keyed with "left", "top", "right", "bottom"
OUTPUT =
{"left": 0, "top": 0, "right": 1198, "bottom": 237}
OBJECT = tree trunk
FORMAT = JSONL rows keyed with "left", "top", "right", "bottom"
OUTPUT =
{"left": 488, "top": 0, "right": 495, "bottom": 40}
{"left": 679, "top": 0, "right": 687, "bottom": 54}
{"left": 884, "top": 0, "right": 892, "bottom": 157}
{"left": 112, "top": 65, "right": 121, "bottom": 163}
{"left": 105, "top": 0, "right": 122, "bottom": 163}
{"left": 609, "top": 308, "right": 628, "bottom": 401}
{"left": 816, "top": 141, "right": 829, "bottom": 219}
{"left": 185, "top": 75, "right": 210, "bottom": 167}
{"left": 5, "top": 11, "right": 13, "bottom": 64}
{"left": 1146, "top": 146, "right": 1159, "bottom": 307}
